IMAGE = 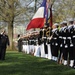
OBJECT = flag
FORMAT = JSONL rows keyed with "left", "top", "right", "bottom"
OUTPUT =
{"left": 26, "top": 0, "right": 48, "bottom": 30}
{"left": 46, "top": 0, "right": 53, "bottom": 27}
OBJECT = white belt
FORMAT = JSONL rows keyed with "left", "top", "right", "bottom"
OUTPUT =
{"left": 63, "top": 37, "right": 66, "bottom": 39}
{"left": 59, "top": 36, "right": 62, "bottom": 38}
{"left": 65, "top": 45, "right": 68, "bottom": 48}
{"left": 36, "top": 40, "right": 38, "bottom": 42}
{"left": 30, "top": 40, "right": 31, "bottom": 41}
{"left": 60, "top": 44, "right": 62, "bottom": 47}
{"left": 55, "top": 43, "right": 58, "bottom": 46}
{"left": 70, "top": 44, "right": 73, "bottom": 47}
{"left": 52, "top": 43, "right": 54, "bottom": 45}
{"left": 53, "top": 38, "right": 57, "bottom": 39}
{"left": 22, "top": 41, "right": 26, "bottom": 43}
{"left": 47, "top": 37, "right": 51, "bottom": 40}
{"left": 67, "top": 37, "right": 71, "bottom": 39}
{"left": 73, "top": 36, "right": 75, "bottom": 38}
{"left": 32, "top": 40, "right": 34, "bottom": 41}
{"left": 42, "top": 37, "right": 46, "bottom": 39}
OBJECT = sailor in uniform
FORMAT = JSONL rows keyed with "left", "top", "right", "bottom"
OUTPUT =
{"left": 27, "top": 34, "right": 31, "bottom": 54}
{"left": 58, "top": 21, "right": 65, "bottom": 64}
{"left": 72, "top": 19, "right": 75, "bottom": 68}
{"left": 61, "top": 21, "right": 68, "bottom": 66}
{"left": 40, "top": 26, "right": 48, "bottom": 58}
{"left": 43, "top": 26, "right": 49, "bottom": 58}
{"left": 46, "top": 25, "right": 52, "bottom": 59}
{"left": 28, "top": 34, "right": 32, "bottom": 54}
{"left": 17, "top": 34, "right": 23, "bottom": 52}
{"left": 62, "top": 19, "right": 74, "bottom": 67}
{"left": 39, "top": 28, "right": 45, "bottom": 58}
{"left": 34, "top": 32, "right": 41, "bottom": 57}
{"left": 26, "top": 36, "right": 30, "bottom": 54}
{"left": 22, "top": 37, "right": 27, "bottom": 53}
{"left": 67, "top": 19, "right": 74, "bottom": 67}
{"left": 30, "top": 34, "right": 35, "bottom": 55}
{"left": 50, "top": 23, "right": 59, "bottom": 61}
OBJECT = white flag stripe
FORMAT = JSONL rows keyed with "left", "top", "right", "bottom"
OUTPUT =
{"left": 32, "top": 7, "right": 44, "bottom": 19}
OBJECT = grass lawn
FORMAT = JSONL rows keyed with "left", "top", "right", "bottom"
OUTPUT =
{"left": 0, "top": 51, "right": 75, "bottom": 75}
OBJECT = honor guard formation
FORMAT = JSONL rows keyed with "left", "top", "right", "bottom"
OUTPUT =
{"left": 18, "top": 19, "right": 75, "bottom": 69}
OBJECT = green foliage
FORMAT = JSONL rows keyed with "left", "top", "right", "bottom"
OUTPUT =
{"left": 0, "top": 51, "right": 75, "bottom": 75}
{"left": 53, "top": 0, "right": 75, "bottom": 22}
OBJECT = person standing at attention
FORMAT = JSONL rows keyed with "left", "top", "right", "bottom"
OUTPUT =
{"left": 0, "top": 30, "right": 10, "bottom": 60}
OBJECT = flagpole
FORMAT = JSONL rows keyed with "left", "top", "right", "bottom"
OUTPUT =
{"left": 50, "top": 0, "right": 53, "bottom": 27}
{"left": 34, "top": 0, "right": 37, "bottom": 13}
{"left": 34, "top": 0, "right": 37, "bottom": 31}
{"left": 44, "top": 0, "right": 48, "bottom": 26}
{"left": 50, "top": 4, "right": 53, "bottom": 27}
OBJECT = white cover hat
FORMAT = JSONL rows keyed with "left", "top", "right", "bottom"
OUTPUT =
{"left": 54, "top": 23, "right": 59, "bottom": 26}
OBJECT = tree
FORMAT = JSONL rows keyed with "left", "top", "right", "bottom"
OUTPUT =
{"left": 0, "top": 0, "right": 27, "bottom": 49}
{"left": 0, "top": 0, "right": 42, "bottom": 50}
{"left": 52, "top": 0, "right": 75, "bottom": 23}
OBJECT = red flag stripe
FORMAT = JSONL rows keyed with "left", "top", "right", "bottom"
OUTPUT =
{"left": 26, "top": 18, "right": 44, "bottom": 30}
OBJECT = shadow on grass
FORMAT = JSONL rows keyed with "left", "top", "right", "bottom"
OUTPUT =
{"left": 0, "top": 51, "right": 75, "bottom": 75}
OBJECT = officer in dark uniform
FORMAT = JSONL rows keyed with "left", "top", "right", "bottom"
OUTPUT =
{"left": 72, "top": 19, "right": 75, "bottom": 68}
{"left": 27, "top": 34, "right": 31, "bottom": 54}
{"left": 37, "top": 28, "right": 43, "bottom": 57}
{"left": 58, "top": 21, "right": 65, "bottom": 64}
{"left": 62, "top": 19, "right": 74, "bottom": 67}
{"left": 46, "top": 25, "right": 52, "bottom": 59}
{"left": 17, "top": 34, "right": 23, "bottom": 52}
{"left": 67, "top": 19, "right": 74, "bottom": 67}
{"left": 29, "top": 34, "right": 35, "bottom": 55}
{"left": 46, "top": 25, "right": 52, "bottom": 44}
{"left": 22, "top": 37, "right": 28, "bottom": 53}
{"left": 50, "top": 23, "right": 59, "bottom": 61}
{"left": 61, "top": 21, "right": 68, "bottom": 66}
{"left": 0, "top": 30, "right": 10, "bottom": 60}
{"left": 42, "top": 26, "right": 48, "bottom": 58}
{"left": 38, "top": 28, "right": 43, "bottom": 45}
{"left": 0, "top": 34, "right": 2, "bottom": 60}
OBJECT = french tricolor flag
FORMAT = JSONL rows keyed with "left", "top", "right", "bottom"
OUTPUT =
{"left": 26, "top": 0, "right": 49, "bottom": 30}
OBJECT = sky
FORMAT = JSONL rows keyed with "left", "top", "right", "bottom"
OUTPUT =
{"left": 20, "top": 0, "right": 35, "bottom": 7}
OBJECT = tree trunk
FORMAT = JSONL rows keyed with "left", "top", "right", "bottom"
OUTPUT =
{"left": 7, "top": 0, "right": 14, "bottom": 50}
{"left": 8, "top": 21, "right": 13, "bottom": 50}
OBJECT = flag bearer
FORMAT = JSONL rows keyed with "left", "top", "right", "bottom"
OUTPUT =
{"left": 47, "top": 26, "right": 52, "bottom": 59}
